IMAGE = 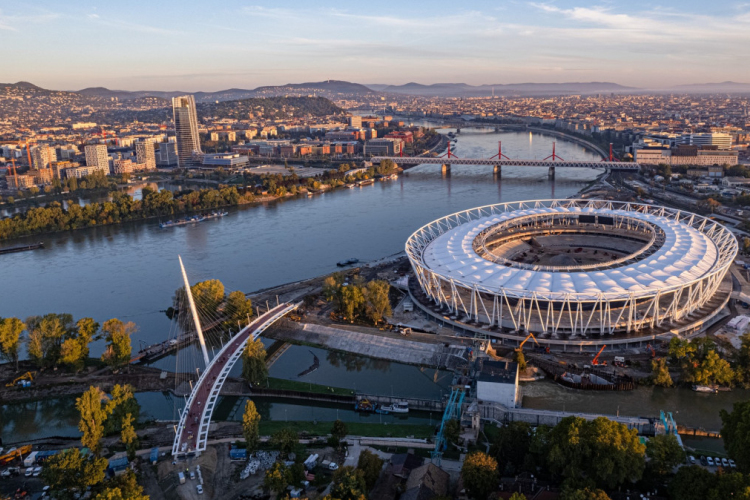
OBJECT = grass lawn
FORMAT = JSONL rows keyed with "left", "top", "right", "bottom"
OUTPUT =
{"left": 265, "top": 377, "right": 355, "bottom": 397}
{"left": 259, "top": 420, "right": 434, "bottom": 439}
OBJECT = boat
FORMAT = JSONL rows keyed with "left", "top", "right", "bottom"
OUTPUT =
{"left": 692, "top": 385, "right": 718, "bottom": 394}
{"left": 346, "top": 184, "right": 356, "bottom": 189}
{"left": 358, "top": 179, "right": 375, "bottom": 186}
{"left": 355, "top": 399, "right": 375, "bottom": 412}
{"left": 0, "top": 242, "right": 44, "bottom": 255}
{"left": 375, "top": 407, "right": 390, "bottom": 415}
{"left": 384, "top": 401, "right": 409, "bottom": 414}
{"left": 337, "top": 258, "right": 359, "bottom": 267}
{"left": 159, "top": 211, "right": 227, "bottom": 229}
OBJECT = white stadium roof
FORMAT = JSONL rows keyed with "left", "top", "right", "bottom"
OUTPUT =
{"left": 421, "top": 205, "right": 718, "bottom": 300}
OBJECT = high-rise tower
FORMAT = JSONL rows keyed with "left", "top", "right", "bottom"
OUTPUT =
{"left": 172, "top": 95, "right": 202, "bottom": 168}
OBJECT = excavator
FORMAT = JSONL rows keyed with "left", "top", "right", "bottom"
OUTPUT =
{"left": 5, "top": 371, "right": 35, "bottom": 388}
{"left": 591, "top": 345, "right": 607, "bottom": 366}
{"left": 516, "top": 332, "right": 550, "bottom": 355}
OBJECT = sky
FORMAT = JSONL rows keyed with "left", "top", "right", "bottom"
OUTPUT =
{"left": 1, "top": 0, "right": 750, "bottom": 91}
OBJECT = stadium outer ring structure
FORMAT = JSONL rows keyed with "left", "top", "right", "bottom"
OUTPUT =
{"left": 406, "top": 199, "right": 737, "bottom": 346}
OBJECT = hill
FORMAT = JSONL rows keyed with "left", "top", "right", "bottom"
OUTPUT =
{"left": 374, "top": 81, "right": 635, "bottom": 97}
{"left": 663, "top": 81, "right": 750, "bottom": 93}
{"left": 198, "top": 96, "right": 344, "bottom": 120}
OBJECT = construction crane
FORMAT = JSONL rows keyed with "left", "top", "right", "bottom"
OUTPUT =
{"left": 5, "top": 371, "right": 35, "bottom": 388}
{"left": 516, "top": 332, "right": 539, "bottom": 352}
{"left": 591, "top": 345, "right": 607, "bottom": 366}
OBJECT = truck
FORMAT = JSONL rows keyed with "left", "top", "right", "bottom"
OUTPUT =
{"left": 613, "top": 356, "right": 626, "bottom": 367}
{"left": 303, "top": 454, "right": 318, "bottom": 470}
{"left": 23, "top": 452, "right": 38, "bottom": 468}
{"left": 178, "top": 472, "right": 186, "bottom": 484}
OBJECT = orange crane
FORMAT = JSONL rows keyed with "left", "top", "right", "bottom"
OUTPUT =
{"left": 9, "top": 157, "right": 18, "bottom": 189}
{"left": 516, "top": 332, "right": 539, "bottom": 352}
{"left": 591, "top": 344, "right": 607, "bottom": 366}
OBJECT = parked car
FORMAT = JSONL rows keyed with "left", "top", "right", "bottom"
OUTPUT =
{"left": 700, "top": 456, "right": 707, "bottom": 466}
{"left": 722, "top": 458, "right": 729, "bottom": 467}
{"left": 707, "top": 457, "right": 714, "bottom": 466}
{"left": 688, "top": 455, "right": 696, "bottom": 464}
{"left": 196, "top": 484, "right": 204, "bottom": 495}
{"left": 33, "top": 466, "right": 42, "bottom": 477}
{"left": 190, "top": 471, "right": 195, "bottom": 480}
{"left": 24, "top": 468, "right": 33, "bottom": 477}
{"left": 729, "top": 459, "right": 737, "bottom": 468}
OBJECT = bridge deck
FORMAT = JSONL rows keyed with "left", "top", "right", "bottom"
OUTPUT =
{"left": 172, "top": 302, "right": 297, "bottom": 456}
{"left": 372, "top": 156, "right": 640, "bottom": 170}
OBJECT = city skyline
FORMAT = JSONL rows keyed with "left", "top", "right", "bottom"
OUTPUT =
{"left": 2, "top": 0, "right": 750, "bottom": 91}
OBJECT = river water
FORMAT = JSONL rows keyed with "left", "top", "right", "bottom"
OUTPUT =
{"left": 7, "top": 129, "right": 737, "bottom": 444}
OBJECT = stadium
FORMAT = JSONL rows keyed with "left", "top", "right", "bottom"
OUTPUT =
{"left": 406, "top": 199, "right": 737, "bottom": 346}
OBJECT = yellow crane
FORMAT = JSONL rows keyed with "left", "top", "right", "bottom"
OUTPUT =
{"left": 5, "top": 371, "right": 35, "bottom": 387}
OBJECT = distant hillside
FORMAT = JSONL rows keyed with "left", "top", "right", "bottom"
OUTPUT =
{"left": 663, "top": 81, "right": 750, "bottom": 93}
{"left": 253, "top": 80, "right": 375, "bottom": 95}
{"left": 374, "top": 81, "right": 635, "bottom": 97}
{"left": 198, "top": 96, "right": 344, "bottom": 120}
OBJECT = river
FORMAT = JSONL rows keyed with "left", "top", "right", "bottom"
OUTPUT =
{"left": 6, "top": 129, "right": 737, "bottom": 444}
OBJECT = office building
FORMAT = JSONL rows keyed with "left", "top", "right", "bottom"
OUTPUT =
{"left": 348, "top": 115, "right": 362, "bottom": 128}
{"left": 679, "top": 133, "right": 732, "bottom": 150}
{"left": 135, "top": 141, "right": 156, "bottom": 170}
{"left": 84, "top": 144, "right": 110, "bottom": 174}
{"left": 172, "top": 95, "right": 202, "bottom": 168}
{"left": 157, "top": 142, "right": 178, "bottom": 166}
{"left": 364, "top": 138, "right": 402, "bottom": 156}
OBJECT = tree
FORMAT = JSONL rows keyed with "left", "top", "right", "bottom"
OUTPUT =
{"left": 649, "top": 357, "right": 673, "bottom": 387}
{"left": 0, "top": 317, "right": 25, "bottom": 371}
{"left": 668, "top": 465, "right": 717, "bottom": 500}
{"left": 645, "top": 434, "right": 685, "bottom": 475}
{"left": 444, "top": 419, "right": 460, "bottom": 446}
{"left": 513, "top": 349, "right": 527, "bottom": 371}
{"left": 77, "top": 386, "right": 109, "bottom": 454}
{"left": 41, "top": 448, "right": 107, "bottom": 500}
{"left": 341, "top": 284, "right": 365, "bottom": 322}
{"left": 461, "top": 451, "right": 499, "bottom": 500}
{"left": 357, "top": 450, "right": 384, "bottom": 490}
{"left": 26, "top": 313, "right": 73, "bottom": 368}
{"left": 690, "top": 350, "right": 734, "bottom": 386}
{"left": 190, "top": 279, "right": 225, "bottom": 316}
{"left": 94, "top": 470, "right": 149, "bottom": 500}
{"left": 271, "top": 428, "right": 298, "bottom": 458}
{"left": 721, "top": 400, "right": 750, "bottom": 472}
{"left": 105, "top": 384, "right": 140, "bottom": 433}
{"left": 242, "top": 400, "right": 261, "bottom": 453}
{"left": 331, "top": 419, "right": 348, "bottom": 443}
{"left": 59, "top": 317, "right": 98, "bottom": 372}
{"left": 241, "top": 338, "right": 268, "bottom": 386}
{"left": 547, "top": 417, "right": 645, "bottom": 489}
{"left": 364, "top": 280, "right": 391, "bottom": 324}
{"left": 225, "top": 290, "right": 253, "bottom": 331}
{"left": 120, "top": 413, "right": 139, "bottom": 461}
{"left": 490, "top": 421, "right": 533, "bottom": 475}
{"left": 509, "top": 494, "right": 528, "bottom": 500}
{"left": 101, "top": 318, "right": 135, "bottom": 368}
{"left": 560, "top": 488, "right": 611, "bottom": 500}
{"left": 264, "top": 461, "right": 289, "bottom": 496}
{"left": 331, "top": 466, "right": 367, "bottom": 500}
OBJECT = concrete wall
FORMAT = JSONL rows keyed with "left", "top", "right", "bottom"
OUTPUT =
{"left": 477, "top": 382, "right": 517, "bottom": 408}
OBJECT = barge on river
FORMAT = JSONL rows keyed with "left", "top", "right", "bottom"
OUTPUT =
{"left": 159, "top": 211, "right": 228, "bottom": 229}
{"left": 0, "top": 242, "right": 44, "bottom": 255}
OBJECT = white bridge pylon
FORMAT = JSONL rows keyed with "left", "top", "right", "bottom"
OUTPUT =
{"left": 171, "top": 261, "right": 300, "bottom": 456}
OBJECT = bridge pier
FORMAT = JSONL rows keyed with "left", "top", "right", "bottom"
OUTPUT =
{"left": 441, "top": 164, "right": 451, "bottom": 175}
{"left": 548, "top": 166, "right": 555, "bottom": 179}
{"left": 493, "top": 164, "right": 501, "bottom": 177}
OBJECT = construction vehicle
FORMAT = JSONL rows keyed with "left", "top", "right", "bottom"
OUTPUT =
{"left": 646, "top": 343, "right": 656, "bottom": 358}
{"left": 515, "top": 332, "right": 539, "bottom": 354}
{"left": 0, "top": 445, "right": 32, "bottom": 465}
{"left": 591, "top": 345, "right": 607, "bottom": 366}
{"left": 614, "top": 356, "right": 626, "bottom": 367}
{"left": 5, "top": 371, "right": 35, "bottom": 388}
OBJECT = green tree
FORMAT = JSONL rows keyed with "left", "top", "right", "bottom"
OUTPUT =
{"left": 94, "top": 470, "right": 149, "bottom": 500}
{"left": 187, "top": 279, "right": 225, "bottom": 317}
{"left": 323, "top": 273, "right": 345, "bottom": 310}
{"left": 513, "top": 349, "right": 527, "bottom": 371}
{"left": 357, "top": 449, "right": 384, "bottom": 490}
{"left": 509, "top": 494, "right": 528, "bottom": 500}
{"left": 263, "top": 461, "right": 289, "bottom": 496}
{"left": 461, "top": 451, "right": 499, "bottom": 500}
{"left": 225, "top": 290, "right": 253, "bottom": 330}
{"left": 0, "top": 317, "right": 25, "bottom": 371}
{"left": 341, "top": 284, "right": 365, "bottom": 322}
{"left": 77, "top": 385, "right": 109, "bottom": 454}
{"left": 736, "top": 333, "right": 750, "bottom": 388}
{"left": 331, "top": 466, "right": 367, "bottom": 500}
{"left": 59, "top": 317, "right": 98, "bottom": 372}
{"left": 645, "top": 434, "right": 685, "bottom": 475}
{"left": 101, "top": 318, "right": 135, "bottom": 368}
{"left": 560, "top": 487, "right": 611, "bottom": 500}
{"left": 26, "top": 313, "right": 74, "bottom": 368}
{"left": 105, "top": 384, "right": 140, "bottom": 433}
{"left": 649, "top": 357, "right": 673, "bottom": 387}
{"left": 271, "top": 428, "right": 298, "bottom": 458}
{"left": 41, "top": 448, "right": 108, "bottom": 500}
{"left": 668, "top": 465, "right": 717, "bottom": 500}
{"left": 490, "top": 421, "right": 533, "bottom": 475}
{"left": 241, "top": 338, "right": 268, "bottom": 386}
{"left": 331, "top": 419, "right": 348, "bottom": 443}
{"left": 690, "top": 350, "right": 734, "bottom": 386}
{"left": 721, "top": 400, "right": 750, "bottom": 471}
{"left": 121, "top": 413, "right": 139, "bottom": 461}
{"left": 444, "top": 419, "right": 460, "bottom": 446}
{"left": 364, "top": 280, "right": 391, "bottom": 324}
{"left": 547, "top": 416, "right": 645, "bottom": 489}
{"left": 242, "top": 400, "right": 261, "bottom": 453}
